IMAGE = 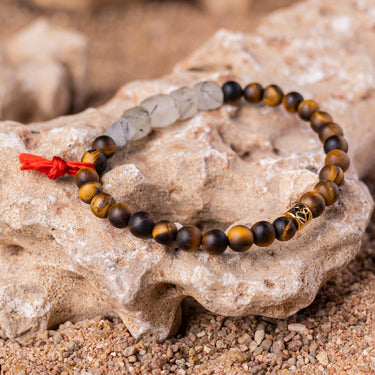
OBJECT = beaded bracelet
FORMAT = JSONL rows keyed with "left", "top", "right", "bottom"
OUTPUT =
{"left": 19, "top": 80, "right": 350, "bottom": 255}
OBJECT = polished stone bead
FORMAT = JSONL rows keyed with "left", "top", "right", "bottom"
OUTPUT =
{"left": 318, "top": 122, "right": 344, "bottom": 142}
{"left": 282, "top": 92, "right": 304, "bottom": 113}
{"left": 78, "top": 181, "right": 102, "bottom": 204}
{"left": 297, "top": 100, "right": 319, "bottom": 121}
{"left": 152, "top": 220, "right": 177, "bottom": 245}
{"left": 128, "top": 211, "right": 155, "bottom": 238}
{"left": 323, "top": 135, "right": 348, "bottom": 154}
{"left": 310, "top": 111, "right": 333, "bottom": 132}
{"left": 272, "top": 216, "right": 297, "bottom": 241}
{"left": 193, "top": 81, "right": 224, "bottom": 111}
{"left": 325, "top": 149, "right": 350, "bottom": 172}
{"left": 201, "top": 229, "right": 228, "bottom": 255}
{"left": 141, "top": 94, "right": 180, "bottom": 128}
{"left": 90, "top": 192, "right": 115, "bottom": 218}
{"left": 243, "top": 82, "right": 264, "bottom": 103}
{"left": 92, "top": 135, "right": 117, "bottom": 158}
{"left": 75, "top": 167, "right": 99, "bottom": 188}
{"left": 108, "top": 203, "right": 133, "bottom": 228}
{"left": 299, "top": 192, "right": 325, "bottom": 218}
{"left": 313, "top": 180, "right": 340, "bottom": 206}
{"left": 176, "top": 225, "right": 202, "bottom": 252}
{"left": 81, "top": 149, "right": 107, "bottom": 175}
{"left": 251, "top": 221, "right": 276, "bottom": 247}
{"left": 319, "top": 164, "right": 344, "bottom": 186}
{"left": 283, "top": 203, "right": 313, "bottom": 230}
{"left": 221, "top": 81, "right": 243, "bottom": 104}
{"left": 227, "top": 225, "right": 254, "bottom": 252}
{"left": 263, "top": 84, "right": 284, "bottom": 107}
{"left": 170, "top": 87, "right": 198, "bottom": 120}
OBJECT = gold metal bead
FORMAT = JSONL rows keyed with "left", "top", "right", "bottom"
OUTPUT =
{"left": 283, "top": 203, "right": 313, "bottom": 231}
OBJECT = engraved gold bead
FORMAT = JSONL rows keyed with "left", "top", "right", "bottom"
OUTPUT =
{"left": 283, "top": 203, "right": 313, "bottom": 231}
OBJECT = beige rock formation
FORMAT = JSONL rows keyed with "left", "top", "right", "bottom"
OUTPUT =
{"left": 0, "top": 0, "right": 374, "bottom": 342}
{"left": 200, "top": 0, "right": 251, "bottom": 15}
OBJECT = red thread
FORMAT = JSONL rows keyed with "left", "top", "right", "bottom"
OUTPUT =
{"left": 19, "top": 153, "right": 96, "bottom": 180}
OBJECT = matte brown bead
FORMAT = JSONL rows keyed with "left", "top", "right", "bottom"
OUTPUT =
{"left": 108, "top": 203, "right": 133, "bottom": 228}
{"left": 152, "top": 220, "right": 177, "bottom": 245}
{"left": 263, "top": 84, "right": 284, "bottom": 107}
{"left": 251, "top": 221, "right": 275, "bottom": 247}
{"left": 81, "top": 149, "right": 107, "bottom": 175}
{"left": 78, "top": 181, "right": 102, "bottom": 204}
{"left": 128, "top": 211, "right": 155, "bottom": 238}
{"left": 282, "top": 92, "right": 304, "bottom": 113}
{"left": 75, "top": 167, "right": 99, "bottom": 188}
{"left": 272, "top": 216, "right": 297, "bottom": 241}
{"left": 325, "top": 149, "right": 350, "bottom": 172}
{"left": 176, "top": 225, "right": 202, "bottom": 252}
{"left": 318, "top": 122, "right": 344, "bottom": 142}
{"left": 319, "top": 164, "right": 344, "bottom": 186}
{"left": 299, "top": 192, "right": 325, "bottom": 218}
{"left": 310, "top": 111, "right": 333, "bottom": 132}
{"left": 90, "top": 193, "right": 115, "bottom": 218}
{"left": 323, "top": 135, "right": 348, "bottom": 154}
{"left": 227, "top": 225, "right": 254, "bottom": 252}
{"left": 243, "top": 82, "right": 264, "bottom": 103}
{"left": 313, "top": 180, "right": 340, "bottom": 206}
{"left": 92, "top": 135, "right": 117, "bottom": 158}
{"left": 222, "top": 81, "right": 243, "bottom": 104}
{"left": 201, "top": 229, "right": 228, "bottom": 255}
{"left": 297, "top": 100, "right": 319, "bottom": 121}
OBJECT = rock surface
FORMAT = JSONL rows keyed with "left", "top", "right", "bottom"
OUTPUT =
{"left": 0, "top": 0, "right": 374, "bottom": 342}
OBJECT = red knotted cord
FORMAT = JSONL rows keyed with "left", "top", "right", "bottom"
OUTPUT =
{"left": 19, "top": 153, "right": 96, "bottom": 180}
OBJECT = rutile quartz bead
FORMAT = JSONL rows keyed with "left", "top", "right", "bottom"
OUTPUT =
{"left": 282, "top": 92, "right": 304, "bottom": 113}
{"left": 152, "top": 220, "right": 177, "bottom": 246}
{"left": 310, "top": 111, "right": 333, "bottom": 132}
{"left": 263, "top": 84, "right": 283, "bottom": 107}
{"left": 323, "top": 135, "right": 348, "bottom": 154}
{"left": 297, "top": 100, "right": 319, "bottom": 121}
{"left": 319, "top": 164, "right": 344, "bottom": 186}
{"left": 193, "top": 81, "right": 224, "bottom": 111}
{"left": 243, "top": 82, "right": 264, "bottom": 103}
{"left": 170, "top": 87, "right": 198, "bottom": 120}
{"left": 128, "top": 211, "right": 155, "bottom": 238}
{"left": 141, "top": 94, "right": 180, "bottom": 128}
{"left": 251, "top": 221, "right": 276, "bottom": 247}
{"left": 90, "top": 192, "right": 115, "bottom": 218}
{"left": 104, "top": 118, "right": 129, "bottom": 149}
{"left": 299, "top": 192, "right": 325, "bottom": 218}
{"left": 81, "top": 149, "right": 107, "bottom": 175}
{"left": 318, "top": 122, "right": 344, "bottom": 142}
{"left": 325, "top": 149, "right": 350, "bottom": 172}
{"left": 201, "top": 229, "right": 228, "bottom": 255}
{"left": 92, "top": 135, "right": 116, "bottom": 158}
{"left": 273, "top": 216, "right": 297, "bottom": 241}
{"left": 78, "top": 181, "right": 102, "bottom": 204}
{"left": 75, "top": 167, "right": 99, "bottom": 188}
{"left": 221, "top": 81, "right": 243, "bottom": 104}
{"left": 227, "top": 225, "right": 254, "bottom": 252}
{"left": 313, "top": 180, "right": 340, "bottom": 206}
{"left": 175, "top": 225, "right": 202, "bottom": 252}
{"left": 108, "top": 203, "right": 133, "bottom": 228}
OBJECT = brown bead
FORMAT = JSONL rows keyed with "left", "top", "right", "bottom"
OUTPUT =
{"left": 323, "top": 135, "right": 348, "bottom": 153}
{"left": 297, "top": 100, "right": 319, "bottom": 121}
{"left": 272, "top": 216, "right": 297, "bottom": 241}
{"left": 129, "top": 211, "right": 155, "bottom": 238}
{"left": 90, "top": 193, "right": 115, "bottom": 218}
{"left": 243, "top": 82, "right": 264, "bottom": 103}
{"left": 108, "top": 203, "right": 133, "bottom": 228}
{"left": 202, "top": 229, "right": 228, "bottom": 255}
{"left": 263, "top": 84, "right": 284, "bottom": 107}
{"left": 75, "top": 167, "right": 99, "bottom": 188}
{"left": 78, "top": 181, "right": 102, "bottom": 204}
{"left": 299, "top": 192, "right": 325, "bottom": 218}
{"left": 318, "top": 122, "right": 344, "bottom": 142}
{"left": 325, "top": 149, "right": 350, "bottom": 172}
{"left": 227, "top": 225, "right": 254, "bottom": 252}
{"left": 319, "top": 164, "right": 344, "bottom": 186}
{"left": 152, "top": 220, "right": 177, "bottom": 245}
{"left": 176, "top": 225, "right": 202, "bottom": 252}
{"left": 313, "top": 180, "right": 340, "bottom": 206}
{"left": 310, "top": 111, "right": 333, "bottom": 132}
{"left": 251, "top": 221, "right": 275, "bottom": 247}
{"left": 81, "top": 149, "right": 107, "bottom": 175}
{"left": 282, "top": 92, "right": 304, "bottom": 113}
{"left": 92, "top": 135, "right": 117, "bottom": 158}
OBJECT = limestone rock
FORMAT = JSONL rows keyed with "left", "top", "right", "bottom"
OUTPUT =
{"left": 200, "top": 0, "right": 251, "bottom": 15}
{"left": 0, "top": 0, "right": 374, "bottom": 343}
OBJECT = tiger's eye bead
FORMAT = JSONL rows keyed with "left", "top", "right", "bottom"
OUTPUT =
{"left": 128, "top": 211, "right": 155, "bottom": 238}
{"left": 201, "top": 229, "right": 228, "bottom": 255}
{"left": 227, "top": 225, "right": 254, "bottom": 252}
{"left": 243, "top": 82, "right": 264, "bottom": 103}
{"left": 310, "top": 111, "right": 333, "bottom": 132}
{"left": 222, "top": 81, "right": 243, "bottom": 104}
{"left": 318, "top": 122, "right": 344, "bottom": 142}
{"left": 263, "top": 84, "right": 284, "bottom": 107}
{"left": 152, "top": 220, "right": 177, "bottom": 245}
{"left": 108, "top": 203, "right": 133, "bottom": 228}
{"left": 92, "top": 135, "right": 116, "bottom": 158}
{"left": 319, "top": 164, "right": 344, "bottom": 186}
{"left": 297, "top": 100, "right": 319, "bottom": 121}
{"left": 176, "top": 225, "right": 202, "bottom": 252}
{"left": 78, "top": 181, "right": 102, "bottom": 204}
{"left": 325, "top": 149, "right": 350, "bottom": 172}
{"left": 272, "top": 216, "right": 297, "bottom": 241}
{"left": 90, "top": 192, "right": 115, "bottom": 218}
{"left": 323, "top": 135, "right": 348, "bottom": 154}
{"left": 81, "top": 149, "right": 107, "bottom": 175}
{"left": 251, "top": 221, "right": 276, "bottom": 247}
{"left": 313, "top": 180, "right": 340, "bottom": 206}
{"left": 282, "top": 92, "right": 304, "bottom": 113}
{"left": 75, "top": 167, "right": 99, "bottom": 188}
{"left": 299, "top": 192, "right": 325, "bottom": 218}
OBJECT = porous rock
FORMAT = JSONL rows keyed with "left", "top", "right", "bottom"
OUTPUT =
{"left": 0, "top": 0, "right": 374, "bottom": 342}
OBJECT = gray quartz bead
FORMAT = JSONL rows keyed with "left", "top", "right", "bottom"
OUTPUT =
{"left": 140, "top": 94, "right": 180, "bottom": 128}
{"left": 170, "top": 87, "right": 198, "bottom": 120}
{"left": 193, "top": 81, "right": 224, "bottom": 111}
{"left": 104, "top": 118, "right": 130, "bottom": 149}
